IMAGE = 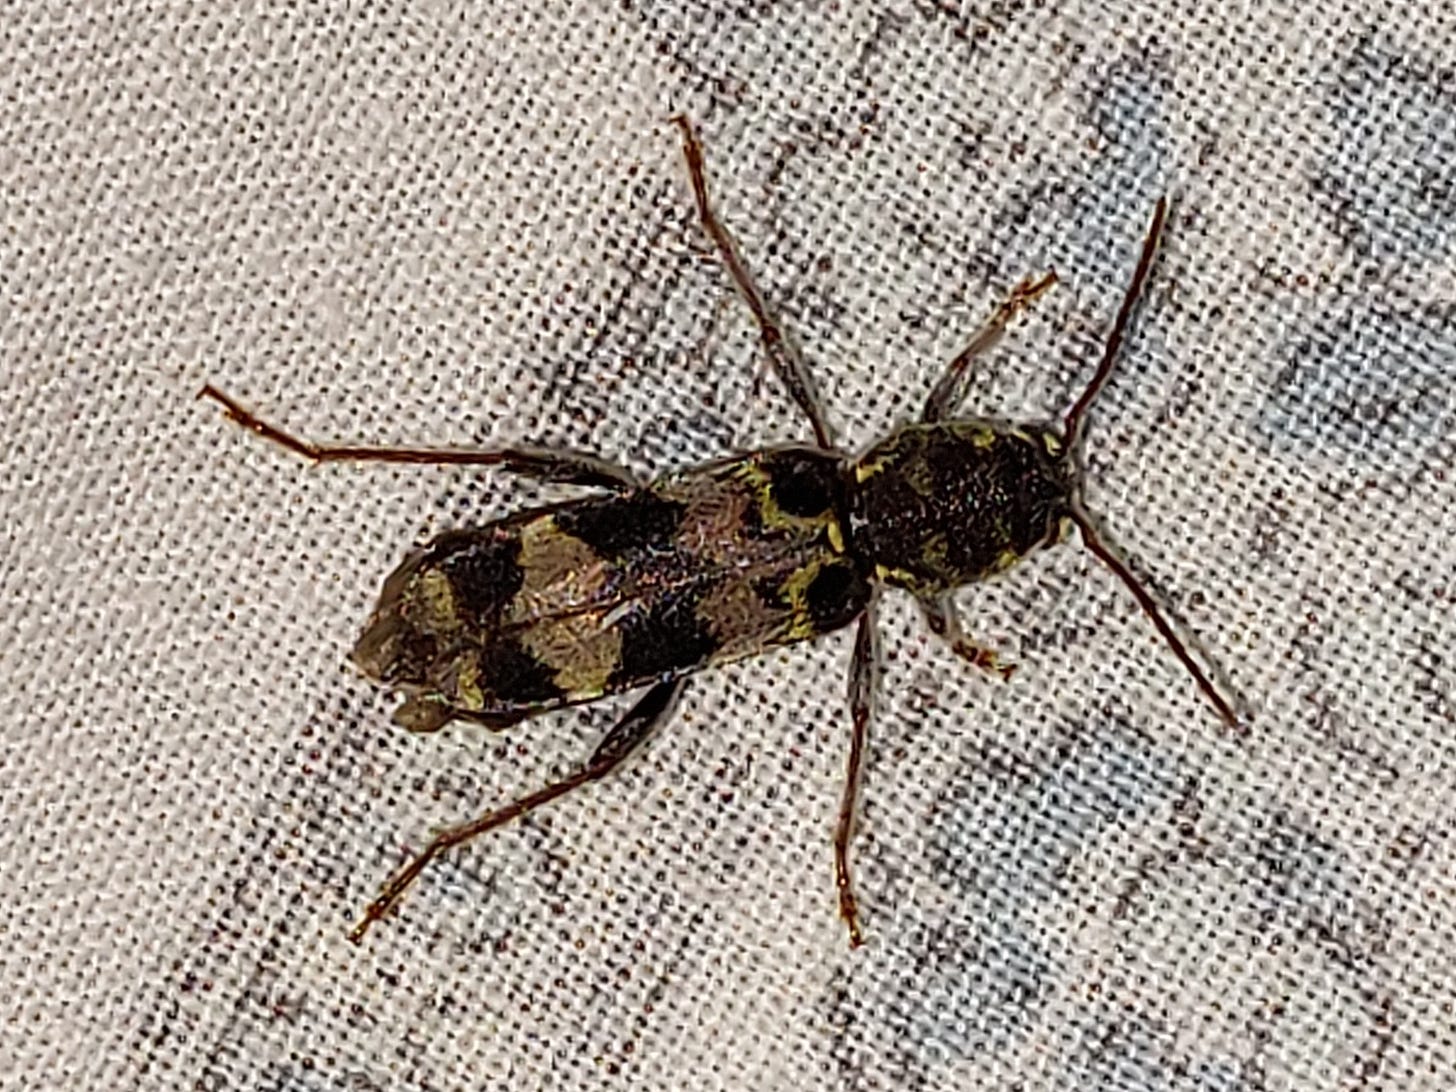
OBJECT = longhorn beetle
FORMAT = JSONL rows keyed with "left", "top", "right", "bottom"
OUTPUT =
{"left": 202, "top": 116, "right": 1239, "bottom": 948}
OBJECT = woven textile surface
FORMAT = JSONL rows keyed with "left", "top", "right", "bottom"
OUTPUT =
{"left": 5, "top": 2, "right": 1454, "bottom": 1089}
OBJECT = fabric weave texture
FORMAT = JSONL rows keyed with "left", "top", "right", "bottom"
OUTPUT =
{"left": 4, "top": 2, "right": 1454, "bottom": 1089}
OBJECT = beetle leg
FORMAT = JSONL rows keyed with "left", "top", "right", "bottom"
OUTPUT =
{"left": 834, "top": 605, "right": 879, "bottom": 949}
{"left": 348, "top": 678, "right": 686, "bottom": 943}
{"left": 921, "top": 271, "right": 1058, "bottom": 423}
{"left": 920, "top": 595, "right": 1016, "bottom": 680}
{"left": 670, "top": 114, "right": 836, "bottom": 451}
{"left": 200, "top": 385, "right": 640, "bottom": 490}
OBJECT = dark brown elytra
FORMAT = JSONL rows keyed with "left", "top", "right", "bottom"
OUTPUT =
{"left": 201, "top": 116, "right": 1239, "bottom": 948}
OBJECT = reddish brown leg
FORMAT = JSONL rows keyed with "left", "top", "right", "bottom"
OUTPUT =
{"left": 348, "top": 679, "right": 684, "bottom": 943}
{"left": 670, "top": 115, "right": 836, "bottom": 451}
{"left": 835, "top": 607, "right": 878, "bottom": 948}
{"left": 920, "top": 595, "right": 1016, "bottom": 680}
{"left": 199, "top": 385, "right": 639, "bottom": 490}
{"left": 922, "top": 271, "right": 1058, "bottom": 423}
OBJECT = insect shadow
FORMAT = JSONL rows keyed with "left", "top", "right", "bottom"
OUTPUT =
{"left": 202, "top": 116, "right": 1239, "bottom": 948}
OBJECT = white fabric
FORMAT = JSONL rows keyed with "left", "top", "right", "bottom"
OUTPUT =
{"left": 5, "top": 3, "right": 1454, "bottom": 1088}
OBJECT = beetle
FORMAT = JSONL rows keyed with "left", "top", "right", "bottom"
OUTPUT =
{"left": 202, "top": 116, "right": 1238, "bottom": 947}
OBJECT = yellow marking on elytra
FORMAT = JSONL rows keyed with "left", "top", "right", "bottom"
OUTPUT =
{"left": 777, "top": 557, "right": 837, "bottom": 640}
{"left": 761, "top": 496, "right": 837, "bottom": 533}
{"left": 508, "top": 516, "right": 608, "bottom": 625}
{"left": 738, "top": 461, "right": 797, "bottom": 530}
{"left": 417, "top": 569, "right": 463, "bottom": 634}
{"left": 452, "top": 656, "right": 485, "bottom": 710}
{"left": 521, "top": 611, "right": 624, "bottom": 698}
{"left": 753, "top": 459, "right": 839, "bottom": 534}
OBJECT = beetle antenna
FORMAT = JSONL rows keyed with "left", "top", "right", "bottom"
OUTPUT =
{"left": 1063, "top": 197, "right": 1169, "bottom": 449}
{"left": 1060, "top": 203, "right": 1239, "bottom": 726}
{"left": 1066, "top": 505, "right": 1239, "bottom": 728}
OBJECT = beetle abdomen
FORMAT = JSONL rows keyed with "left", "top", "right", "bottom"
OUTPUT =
{"left": 352, "top": 446, "right": 868, "bottom": 731}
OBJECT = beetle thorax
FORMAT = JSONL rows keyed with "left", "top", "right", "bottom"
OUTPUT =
{"left": 847, "top": 420, "right": 1071, "bottom": 595}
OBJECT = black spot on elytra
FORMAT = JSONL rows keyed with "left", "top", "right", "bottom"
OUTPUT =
{"left": 805, "top": 562, "right": 869, "bottom": 629}
{"left": 477, "top": 638, "right": 563, "bottom": 704}
{"left": 554, "top": 491, "right": 685, "bottom": 559}
{"left": 427, "top": 529, "right": 523, "bottom": 623}
{"left": 610, "top": 586, "right": 717, "bottom": 687}
{"left": 762, "top": 448, "right": 840, "bottom": 518}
